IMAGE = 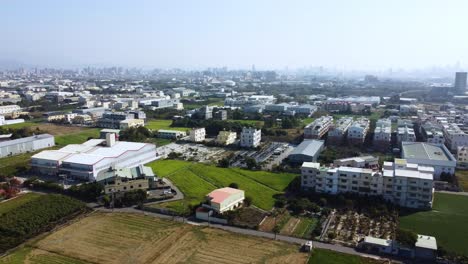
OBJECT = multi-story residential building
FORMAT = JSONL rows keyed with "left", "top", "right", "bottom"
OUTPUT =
{"left": 97, "top": 111, "right": 134, "bottom": 129}
{"left": 348, "top": 118, "right": 370, "bottom": 145}
{"left": 457, "top": 146, "right": 468, "bottom": 169}
{"left": 328, "top": 117, "right": 353, "bottom": 145}
{"left": 420, "top": 123, "right": 445, "bottom": 145}
{"left": 189, "top": 128, "right": 206, "bottom": 142}
{"left": 402, "top": 142, "right": 456, "bottom": 179}
{"left": 199, "top": 106, "right": 213, "bottom": 120}
{"left": 0, "top": 105, "right": 21, "bottom": 115}
{"left": 157, "top": 129, "right": 186, "bottom": 139}
{"left": 397, "top": 126, "right": 416, "bottom": 146}
{"left": 213, "top": 110, "right": 227, "bottom": 120}
{"left": 240, "top": 127, "right": 261, "bottom": 148}
{"left": 304, "top": 116, "right": 333, "bottom": 139}
{"left": 216, "top": 130, "right": 237, "bottom": 145}
{"left": 455, "top": 72, "right": 467, "bottom": 94}
{"left": 100, "top": 165, "right": 156, "bottom": 194}
{"left": 143, "top": 98, "right": 181, "bottom": 110}
{"left": 382, "top": 159, "right": 434, "bottom": 209}
{"left": 442, "top": 123, "right": 468, "bottom": 152}
{"left": 119, "top": 119, "right": 145, "bottom": 130}
{"left": 301, "top": 158, "right": 434, "bottom": 209}
{"left": 0, "top": 134, "right": 55, "bottom": 158}
{"left": 373, "top": 118, "right": 392, "bottom": 150}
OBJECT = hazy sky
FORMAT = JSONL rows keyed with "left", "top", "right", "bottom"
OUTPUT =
{"left": 1, "top": 0, "right": 467, "bottom": 70}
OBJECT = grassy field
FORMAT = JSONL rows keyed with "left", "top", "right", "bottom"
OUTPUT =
{"left": 230, "top": 119, "right": 264, "bottom": 127}
{"left": 0, "top": 193, "right": 42, "bottom": 215}
{"left": 308, "top": 249, "right": 382, "bottom": 264}
{"left": 147, "top": 160, "right": 298, "bottom": 212}
{"left": 399, "top": 192, "right": 468, "bottom": 255}
{"left": 0, "top": 212, "right": 308, "bottom": 264}
{"left": 146, "top": 119, "right": 188, "bottom": 132}
{"left": 54, "top": 128, "right": 100, "bottom": 146}
{"left": 292, "top": 217, "right": 318, "bottom": 238}
{"left": 456, "top": 170, "right": 468, "bottom": 191}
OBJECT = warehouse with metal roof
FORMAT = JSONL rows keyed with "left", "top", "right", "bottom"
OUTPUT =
{"left": 288, "top": 139, "right": 324, "bottom": 163}
{"left": 401, "top": 142, "right": 456, "bottom": 179}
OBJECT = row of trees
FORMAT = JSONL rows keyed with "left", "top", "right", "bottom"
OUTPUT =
{"left": 0, "top": 126, "right": 45, "bottom": 140}
{"left": 172, "top": 118, "right": 257, "bottom": 136}
{"left": 24, "top": 178, "right": 104, "bottom": 202}
{"left": 0, "top": 194, "right": 87, "bottom": 252}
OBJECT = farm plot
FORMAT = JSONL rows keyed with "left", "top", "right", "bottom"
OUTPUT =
{"left": 324, "top": 210, "right": 397, "bottom": 246}
{"left": 1, "top": 212, "right": 308, "bottom": 264}
{"left": 0, "top": 193, "right": 42, "bottom": 215}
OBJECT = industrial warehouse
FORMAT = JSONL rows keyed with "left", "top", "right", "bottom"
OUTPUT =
{"left": 31, "top": 133, "right": 157, "bottom": 181}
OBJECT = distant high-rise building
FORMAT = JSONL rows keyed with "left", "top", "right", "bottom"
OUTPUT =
{"left": 455, "top": 72, "right": 467, "bottom": 94}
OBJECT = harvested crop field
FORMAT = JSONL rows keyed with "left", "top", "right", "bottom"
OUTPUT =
{"left": 1, "top": 212, "right": 308, "bottom": 264}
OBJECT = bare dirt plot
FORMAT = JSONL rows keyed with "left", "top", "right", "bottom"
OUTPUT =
{"left": 280, "top": 217, "right": 301, "bottom": 236}
{"left": 5, "top": 212, "right": 307, "bottom": 264}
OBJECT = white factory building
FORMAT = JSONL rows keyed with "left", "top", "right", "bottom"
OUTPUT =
{"left": 31, "top": 133, "right": 157, "bottom": 181}
{"left": 0, "top": 134, "right": 55, "bottom": 158}
{"left": 401, "top": 142, "right": 457, "bottom": 179}
{"left": 240, "top": 127, "right": 261, "bottom": 148}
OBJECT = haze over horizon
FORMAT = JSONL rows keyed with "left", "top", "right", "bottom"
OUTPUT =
{"left": 2, "top": 0, "right": 468, "bottom": 71}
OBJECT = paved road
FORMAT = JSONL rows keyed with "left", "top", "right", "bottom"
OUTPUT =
{"left": 92, "top": 206, "right": 391, "bottom": 261}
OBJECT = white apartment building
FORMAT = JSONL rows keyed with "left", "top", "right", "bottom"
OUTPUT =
{"left": 457, "top": 146, "right": 468, "bottom": 169}
{"left": 189, "top": 128, "right": 206, "bottom": 142}
{"left": 397, "top": 126, "right": 416, "bottom": 145}
{"left": 304, "top": 116, "right": 333, "bottom": 139}
{"left": 157, "top": 129, "right": 186, "bottom": 139}
{"left": 420, "top": 123, "right": 445, "bottom": 145}
{"left": 216, "top": 131, "right": 237, "bottom": 145}
{"left": 328, "top": 117, "right": 353, "bottom": 145}
{"left": 348, "top": 118, "right": 370, "bottom": 145}
{"left": 0, "top": 105, "right": 21, "bottom": 115}
{"left": 382, "top": 159, "right": 434, "bottom": 209}
{"left": 240, "top": 127, "right": 261, "bottom": 148}
{"left": 442, "top": 123, "right": 468, "bottom": 152}
{"left": 374, "top": 118, "right": 392, "bottom": 149}
{"left": 301, "top": 158, "right": 434, "bottom": 209}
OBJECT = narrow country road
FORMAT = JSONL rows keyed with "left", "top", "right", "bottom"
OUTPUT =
{"left": 436, "top": 190, "right": 468, "bottom": 196}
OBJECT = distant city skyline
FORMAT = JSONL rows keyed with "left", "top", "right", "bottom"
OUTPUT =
{"left": 1, "top": 0, "right": 468, "bottom": 70}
